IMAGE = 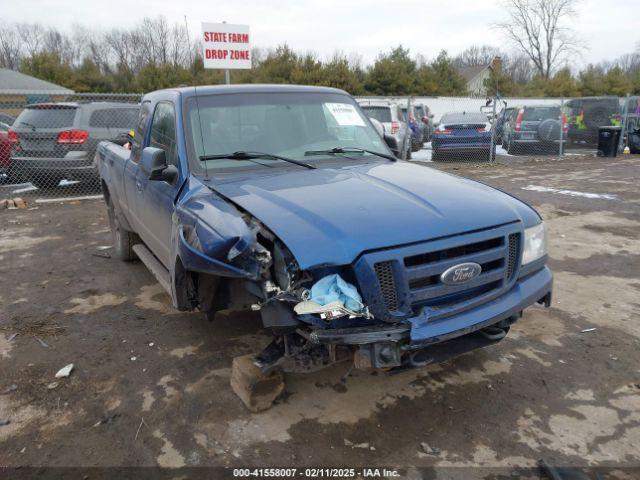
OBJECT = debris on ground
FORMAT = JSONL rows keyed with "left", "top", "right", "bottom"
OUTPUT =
{"left": 47, "top": 382, "right": 59, "bottom": 390}
{"left": 2, "top": 384, "right": 18, "bottom": 394}
{"left": 353, "top": 442, "right": 370, "bottom": 449}
{"left": 420, "top": 442, "right": 441, "bottom": 455}
{"left": 580, "top": 328, "right": 597, "bottom": 333}
{"left": 93, "top": 412, "right": 120, "bottom": 427}
{"left": 55, "top": 363, "right": 74, "bottom": 378}
{"left": 0, "top": 419, "right": 10, "bottom": 426}
{"left": 1, "top": 197, "right": 27, "bottom": 209}
{"left": 7, "top": 333, "right": 18, "bottom": 342}
{"left": 230, "top": 354, "right": 284, "bottom": 412}
{"left": 36, "top": 337, "right": 49, "bottom": 348}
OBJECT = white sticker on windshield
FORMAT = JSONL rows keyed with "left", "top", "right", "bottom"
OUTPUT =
{"left": 325, "top": 103, "right": 366, "bottom": 127}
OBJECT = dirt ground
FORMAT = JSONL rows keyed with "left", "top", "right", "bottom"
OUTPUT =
{"left": 1, "top": 153, "right": 639, "bottom": 477}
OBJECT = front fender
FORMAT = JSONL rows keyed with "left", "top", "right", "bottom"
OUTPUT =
{"left": 175, "top": 225, "right": 255, "bottom": 279}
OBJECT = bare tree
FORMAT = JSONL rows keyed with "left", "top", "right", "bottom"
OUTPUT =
{"left": 454, "top": 46, "right": 502, "bottom": 68}
{"left": 496, "top": 0, "right": 583, "bottom": 78}
{"left": 0, "top": 23, "right": 22, "bottom": 69}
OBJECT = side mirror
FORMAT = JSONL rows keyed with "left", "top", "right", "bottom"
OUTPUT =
{"left": 383, "top": 133, "right": 401, "bottom": 158}
{"left": 140, "top": 146, "right": 178, "bottom": 183}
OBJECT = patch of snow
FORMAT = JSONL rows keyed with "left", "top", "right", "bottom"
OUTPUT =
{"left": 522, "top": 185, "right": 618, "bottom": 200}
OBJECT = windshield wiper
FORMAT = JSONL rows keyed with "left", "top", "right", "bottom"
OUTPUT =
{"left": 304, "top": 147, "right": 396, "bottom": 162}
{"left": 199, "top": 151, "right": 315, "bottom": 169}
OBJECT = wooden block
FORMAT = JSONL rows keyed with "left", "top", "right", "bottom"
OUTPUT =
{"left": 230, "top": 354, "right": 284, "bottom": 412}
{"left": 13, "top": 197, "right": 27, "bottom": 209}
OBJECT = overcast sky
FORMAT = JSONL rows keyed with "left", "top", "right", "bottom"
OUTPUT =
{"left": 4, "top": 0, "right": 639, "bottom": 67}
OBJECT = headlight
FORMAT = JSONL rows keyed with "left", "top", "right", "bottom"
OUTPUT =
{"left": 522, "top": 222, "right": 548, "bottom": 265}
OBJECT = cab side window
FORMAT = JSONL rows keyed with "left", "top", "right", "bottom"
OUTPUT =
{"left": 130, "top": 101, "right": 152, "bottom": 162}
{"left": 149, "top": 102, "right": 178, "bottom": 167}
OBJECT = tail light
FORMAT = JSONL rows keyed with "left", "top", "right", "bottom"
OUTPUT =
{"left": 390, "top": 121, "right": 400, "bottom": 134}
{"left": 57, "top": 130, "right": 89, "bottom": 144}
{"left": 437, "top": 125, "right": 453, "bottom": 135}
{"left": 477, "top": 123, "right": 491, "bottom": 133}
{"left": 7, "top": 130, "right": 19, "bottom": 144}
{"left": 514, "top": 109, "right": 524, "bottom": 132}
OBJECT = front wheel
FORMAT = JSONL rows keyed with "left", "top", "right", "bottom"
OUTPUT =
{"left": 107, "top": 197, "right": 139, "bottom": 261}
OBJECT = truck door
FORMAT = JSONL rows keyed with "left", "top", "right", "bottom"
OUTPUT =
{"left": 134, "top": 101, "right": 181, "bottom": 268}
{"left": 122, "top": 100, "right": 152, "bottom": 232}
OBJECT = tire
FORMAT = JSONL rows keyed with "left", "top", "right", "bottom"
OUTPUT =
{"left": 107, "top": 197, "right": 139, "bottom": 261}
{"left": 407, "top": 148, "right": 412, "bottom": 160}
{"left": 584, "top": 106, "right": 611, "bottom": 130}
{"left": 431, "top": 149, "right": 440, "bottom": 162}
{"left": 505, "top": 136, "right": 518, "bottom": 155}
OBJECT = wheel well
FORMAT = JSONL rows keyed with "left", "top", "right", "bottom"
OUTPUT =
{"left": 173, "top": 257, "right": 197, "bottom": 311}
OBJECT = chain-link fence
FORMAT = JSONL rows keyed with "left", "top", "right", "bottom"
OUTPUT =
{"left": 356, "top": 95, "right": 640, "bottom": 164}
{"left": 1, "top": 92, "right": 639, "bottom": 202}
{"left": 0, "top": 92, "right": 141, "bottom": 201}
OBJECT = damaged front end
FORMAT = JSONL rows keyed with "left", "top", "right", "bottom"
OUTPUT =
{"left": 174, "top": 184, "right": 547, "bottom": 378}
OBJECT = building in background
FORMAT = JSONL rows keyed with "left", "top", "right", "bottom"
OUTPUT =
{"left": 0, "top": 68, "right": 74, "bottom": 116}
{"left": 457, "top": 57, "right": 502, "bottom": 97}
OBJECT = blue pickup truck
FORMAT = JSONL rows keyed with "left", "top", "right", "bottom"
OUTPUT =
{"left": 97, "top": 84, "right": 552, "bottom": 375}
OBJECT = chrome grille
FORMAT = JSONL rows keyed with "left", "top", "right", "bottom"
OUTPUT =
{"left": 374, "top": 261, "right": 399, "bottom": 311}
{"left": 365, "top": 225, "right": 522, "bottom": 322}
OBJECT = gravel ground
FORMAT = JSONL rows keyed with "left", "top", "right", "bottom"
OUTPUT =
{"left": 1, "top": 153, "right": 639, "bottom": 478}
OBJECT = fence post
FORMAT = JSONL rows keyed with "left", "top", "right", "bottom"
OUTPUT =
{"left": 618, "top": 94, "right": 630, "bottom": 153}
{"left": 559, "top": 97, "right": 564, "bottom": 157}
{"left": 489, "top": 95, "right": 497, "bottom": 163}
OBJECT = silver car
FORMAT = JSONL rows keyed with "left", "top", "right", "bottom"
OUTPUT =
{"left": 357, "top": 99, "right": 411, "bottom": 159}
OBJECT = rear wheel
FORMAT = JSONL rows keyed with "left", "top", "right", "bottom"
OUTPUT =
{"left": 505, "top": 136, "right": 518, "bottom": 155}
{"left": 431, "top": 149, "right": 440, "bottom": 162}
{"left": 107, "top": 197, "right": 139, "bottom": 261}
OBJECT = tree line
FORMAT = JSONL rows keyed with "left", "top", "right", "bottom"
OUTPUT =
{"left": 0, "top": 17, "right": 638, "bottom": 97}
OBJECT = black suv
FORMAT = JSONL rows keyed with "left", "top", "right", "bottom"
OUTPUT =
{"left": 562, "top": 96, "right": 621, "bottom": 146}
{"left": 8, "top": 102, "right": 139, "bottom": 188}
{"left": 502, "top": 105, "right": 566, "bottom": 154}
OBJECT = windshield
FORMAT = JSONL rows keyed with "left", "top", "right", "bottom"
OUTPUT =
{"left": 523, "top": 107, "right": 560, "bottom": 121}
{"left": 186, "top": 92, "right": 388, "bottom": 172}
{"left": 441, "top": 112, "right": 488, "bottom": 124}
{"left": 360, "top": 106, "right": 392, "bottom": 123}
{"left": 16, "top": 106, "right": 77, "bottom": 129}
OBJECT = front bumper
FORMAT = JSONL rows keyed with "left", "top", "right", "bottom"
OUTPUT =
{"left": 310, "top": 266, "right": 552, "bottom": 347}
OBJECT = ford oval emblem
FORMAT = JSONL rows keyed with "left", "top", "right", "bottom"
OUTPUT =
{"left": 440, "top": 262, "right": 482, "bottom": 285}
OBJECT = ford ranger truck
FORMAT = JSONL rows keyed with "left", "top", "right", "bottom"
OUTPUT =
{"left": 97, "top": 85, "right": 552, "bottom": 374}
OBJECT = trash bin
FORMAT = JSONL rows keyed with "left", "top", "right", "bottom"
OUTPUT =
{"left": 597, "top": 126, "right": 622, "bottom": 157}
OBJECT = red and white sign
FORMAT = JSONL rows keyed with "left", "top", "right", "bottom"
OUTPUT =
{"left": 201, "top": 22, "right": 251, "bottom": 70}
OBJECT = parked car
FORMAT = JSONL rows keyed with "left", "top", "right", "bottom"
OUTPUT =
{"left": 495, "top": 107, "right": 515, "bottom": 144}
{"left": 358, "top": 99, "right": 411, "bottom": 159}
{"left": 0, "top": 121, "right": 12, "bottom": 180}
{"left": 401, "top": 105, "right": 425, "bottom": 152}
{"left": 97, "top": 84, "right": 552, "bottom": 409}
{"left": 8, "top": 102, "right": 139, "bottom": 188}
{"left": 413, "top": 103, "right": 434, "bottom": 142}
{"left": 0, "top": 113, "right": 15, "bottom": 127}
{"left": 562, "top": 96, "right": 621, "bottom": 146}
{"left": 502, "top": 105, "right": 566, "bottom": 155}
{"left": 431, "top": 111, "right": 493, "bottom": 161}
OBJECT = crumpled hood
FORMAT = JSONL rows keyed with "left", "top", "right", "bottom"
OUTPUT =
{"left": 204, "top": 161, "right": 536, "bottom": 269}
